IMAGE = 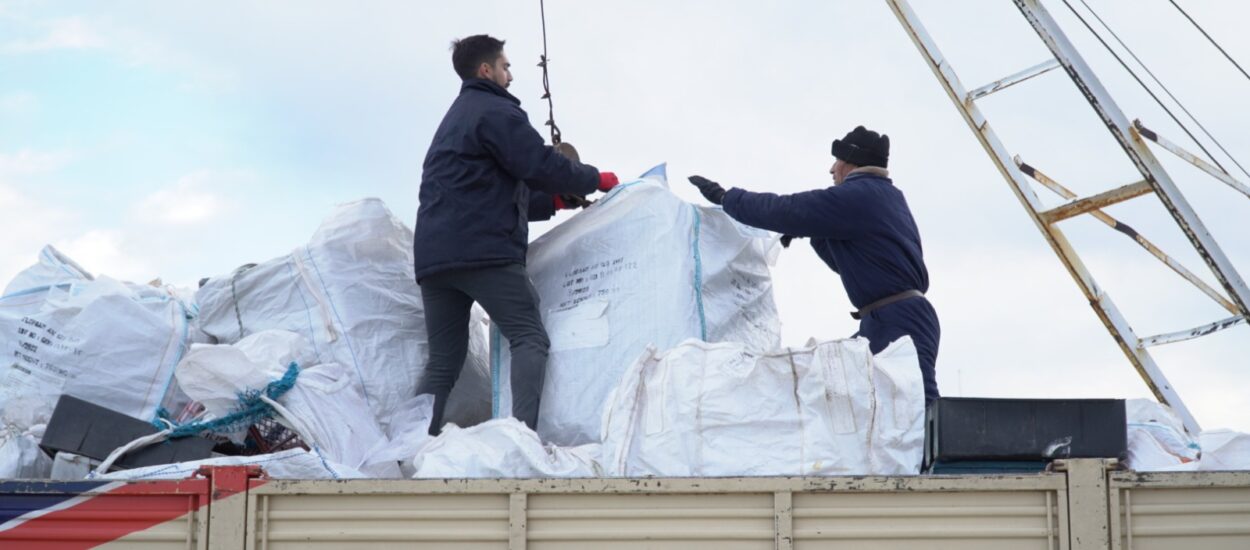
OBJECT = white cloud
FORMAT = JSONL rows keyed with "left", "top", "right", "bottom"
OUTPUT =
{"left": 134, "top": 171, "right": 232, "bottom": 226}
{"left": 0, "top": 183, "right": 76, "bottom": 288}
{"left": 1, "top": 17, "right": 104, "bottom": 54}
{"left": 0, "top": 148, "right": 76, "bottom": 288}
{"left": 0, "top": 149, "right": 71, "bottom": 176}
{"left": 0, "top": 91, "right": 38, "bottom": 117}
{"left": 53, "top": 229, "right": 154, "bottom": 282}
{"left": 0, "top": 12, "right": 236, "bottom": 93}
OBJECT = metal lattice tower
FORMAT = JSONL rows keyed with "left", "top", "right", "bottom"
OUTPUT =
{"left": 887, "top": 0, "right": 1250, "bottom": 434}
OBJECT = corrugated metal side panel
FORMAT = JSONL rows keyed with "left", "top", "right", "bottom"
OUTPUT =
{"left": 92, "top": 492, "right": 206, "bottom": 550}
{"left": 793, "top": 490, "right": 1061, "bottom": 550}
{"left": 527, "top": 492, "right": 774, "bottom": 550}
{"left": 247, "top": 474, "right": 1071, "bottom": 550}
{"left": 1110, "top": 471, "right": 1250, "bottom": 550}
{"left": 0, "top": 479, "right": 208, "bottom": 550}
{"left": 249, "top": 492, "right": 509, "bottom": 549}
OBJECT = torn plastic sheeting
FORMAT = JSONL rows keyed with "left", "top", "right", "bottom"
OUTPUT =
{"left": 411, "top": 417, "right": 602, "bottom": 478}
{"left": 493, "top": 164, "right": 782, "bottom": 446}
{"left": 193, "top": 198, "right": 492, "bottom": 436}
{"left": 600, "top": 337, "right": 925, "bottom": 477}
{"left": 97, "top": 448, "right": 366, "bottom": 480}
{"left": 0, "top": 246, "right": 197, "bottom": 430}
{"left": 0, "top": 398, "right": 53, "bottom": 479}
{"left": 0, "top": 426, "right": 52, "bottom": 480}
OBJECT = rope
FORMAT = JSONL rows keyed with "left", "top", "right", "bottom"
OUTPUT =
{"left": 1167, "top": 0, "right": 1250, "bottom": 84}
{"left": 1061, "top": 0, "right": 1248, "bottom": 180}
{"left": 94, "top": 363, "right": 303, "bottom": 476}
{"left": 95, "top": 421, "right": 175, "bottom": 475}
{"left": 538, "top": 0, "right": 561, "bottom": 145}
{"left": 230, "top": 263, "right": 258, "bottom": 341}
{"left": 167, "top": 362, "right": 301, "bottom": 438}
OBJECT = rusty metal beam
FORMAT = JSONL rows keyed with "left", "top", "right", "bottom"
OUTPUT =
{"left": 1017, "top": 158, "right": 1238, "bottom": 315}
{"left": 886, "top": 0, "right": 1200, "bottom": 434}
{"left": 1014, "top": 0, "right": 1250, "bottom": 325}
{"left": 967, "top": 59, "right": 1062, "bottom": 101}
{"left": 1140, "top": 315, "right": 1248, "bottom": 348}
{"left": 1039, "top": 180, "right": 1153, "bottom": 224}
{"left": 1134, "top": 120, "right": 1250, "bottom": 200}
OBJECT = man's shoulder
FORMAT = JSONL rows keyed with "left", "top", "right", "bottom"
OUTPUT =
{"left": 843, "top": 174, "right": 902, "bottom": 195}
{"left": 445, "top": 91, "right": 526, "bottom": 134}
{"left": 461, "top": 86, "right": 524, "bottom": 113}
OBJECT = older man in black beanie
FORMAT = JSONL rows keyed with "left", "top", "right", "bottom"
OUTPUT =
{"left": 688, "top": 126, "right": 940, "bottom": 403}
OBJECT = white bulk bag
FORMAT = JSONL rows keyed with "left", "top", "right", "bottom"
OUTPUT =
{"left": 175, "top": 330, "right": 397, "bottom": 477}
{"left": 0, "top": 246, "right": 194, "bottom": 427}
{"left": 1194, "top": 430, "right": 1250, "bottom": 471}
{"left": 1123, "top": 399, "right": 1200, "bottom": 471}
{"left": 600, "top": 337, "right": 925, "bottom": 477}
{"left": 362, "top": 393, "right": 435, "bottom": 478}
{"left": 494, "top": 165, "right": 781, "bottom": 445}
{"left": 411, "top": 417, "right": 601, "bottom": 478}
{"left": 194, "top": 198, "right": 491, "bottom": 435}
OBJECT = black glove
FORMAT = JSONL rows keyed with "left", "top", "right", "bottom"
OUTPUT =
{"left": 688, "top": 175, "right": 726, "bottom": 205}
{"left": 780, "top": 235, "right": 797, "bottom": 248}
{"left": 556, "top": 194, "right": 592, "bottom": 209}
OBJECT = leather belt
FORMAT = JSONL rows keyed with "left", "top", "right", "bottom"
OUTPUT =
{"left": 851, "top": 289, "right": 924, "bottom": 320}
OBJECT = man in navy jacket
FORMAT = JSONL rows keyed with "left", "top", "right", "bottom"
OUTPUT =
{"left": 415, "top": 35, "right": 619, "bottom": 434}
{"left": 688, "top": 126, "right": 940, "bottom": 402}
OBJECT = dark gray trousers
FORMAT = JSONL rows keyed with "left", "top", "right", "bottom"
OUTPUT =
{"left": 417, "top": 263, "right": 550, "bottom": 435}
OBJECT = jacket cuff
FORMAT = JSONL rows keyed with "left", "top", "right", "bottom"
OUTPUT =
{"left": 721, "top": 187, "right": 745, "bottom": 212}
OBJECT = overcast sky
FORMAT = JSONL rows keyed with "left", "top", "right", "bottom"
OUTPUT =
{"left": 2, "top": 1, "right": 1247, "bottom": 432}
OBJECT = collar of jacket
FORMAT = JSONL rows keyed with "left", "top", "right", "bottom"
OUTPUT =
{"left": 461, "top": 78, "right": 521, "bottom": 105}
{"left": 845, "top": 166, "right": 890, "bottom": 182}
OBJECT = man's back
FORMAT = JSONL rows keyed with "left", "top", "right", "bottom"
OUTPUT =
{"left": 808, "top": 173, "right": 929, "bottom": 309}
{"left": 414, "top": 79, "right": 597, "bottom": 282}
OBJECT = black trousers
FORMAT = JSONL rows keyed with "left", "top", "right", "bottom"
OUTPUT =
{"left": 417, "top": 263, "right": 550, "bottom": 435}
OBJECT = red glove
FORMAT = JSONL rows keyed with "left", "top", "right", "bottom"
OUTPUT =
{"left": 598, "top": 172, "right": 620, "bottom": 192}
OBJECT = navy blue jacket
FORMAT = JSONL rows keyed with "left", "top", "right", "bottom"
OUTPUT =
{"left": 722, "top": 172, "right": 941, "bottom": 400}
{"left": 414, "top": 79, "right": 599, "bottom": 281}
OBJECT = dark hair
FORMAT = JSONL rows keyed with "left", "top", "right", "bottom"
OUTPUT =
{"left": 451, "top": 35, "right": 506, "bottom": 81}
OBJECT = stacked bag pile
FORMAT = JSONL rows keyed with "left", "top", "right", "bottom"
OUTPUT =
{"left": 2, "top": 165, "right": 999, "bottom": 480}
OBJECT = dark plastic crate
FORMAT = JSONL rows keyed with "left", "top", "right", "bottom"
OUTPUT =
{"left": 925, "top": 397, "right": 1126, "bottom": 469}
{"left": 40, "top": 394, "right": 216, "bottom": 470}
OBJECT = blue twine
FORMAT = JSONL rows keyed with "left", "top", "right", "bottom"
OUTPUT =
{"left": 490, "top": 324, "right": 503, "bottom": 418}
{"left": 151, "top": 407, "right": 174, "bottom": 430}
{"left": 690, "top": 205, "right": 707, "bottom": 340}
{"left": 163, "top": 362, "right": 301, "bottom": 439}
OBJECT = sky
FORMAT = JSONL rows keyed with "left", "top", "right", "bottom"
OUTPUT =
{"left": 1, "top": 1, "right": 1247, "bottom": 432}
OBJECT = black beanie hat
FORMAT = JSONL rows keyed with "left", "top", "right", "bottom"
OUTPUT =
{"left": 831, "top": 125, "right": 889, "bottom": 168}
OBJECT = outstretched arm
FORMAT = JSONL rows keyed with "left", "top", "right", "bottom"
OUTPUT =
{"left": 723, "top": 187, "right": 858, "bottom": 238}
{"left": 688, "top": 174, "right": 865, "bottom": 239}
{"left": 480, "top": 108, "right": 600, "bottom": 196}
